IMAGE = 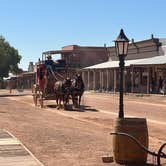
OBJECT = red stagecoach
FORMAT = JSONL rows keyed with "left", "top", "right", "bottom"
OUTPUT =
{"left": 32, "top": 51, "right": 76, "bottom": 108}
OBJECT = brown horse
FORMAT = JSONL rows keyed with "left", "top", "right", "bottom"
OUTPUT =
{"left": 71, "top": 74, "right": 84, "bottom": 108}
{"left": 54, "top": 77, "right": 71, "bottom": 109}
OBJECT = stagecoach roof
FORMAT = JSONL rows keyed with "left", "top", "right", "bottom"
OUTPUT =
{"left": 42, "top": 50, "right": 73, "bottom": 55}
{"left": 84, "top": 55, "right": 166, "bottom": 69}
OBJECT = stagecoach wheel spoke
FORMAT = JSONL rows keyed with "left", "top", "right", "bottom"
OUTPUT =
{"left": 38, "top": 93, "right": 44, "bottom": 108}
{"left": 39, "top": 97, "right": 44, "bottom": 108}
{"left": 32, "top": 84, "right": 40, "bottom": 106}
{"left": 33, "top": 94, "right": 37, "bottom": 106}
{"left": 32, "top": 85, "right": 38, "bottom": 106}
{"left": 40, "top": 97, "right": 43, "bottom": 108}
{"left": 41, "top": 99, "right": 44, "bottom": 108}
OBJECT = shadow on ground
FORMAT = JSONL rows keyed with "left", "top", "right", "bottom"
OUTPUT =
{"left": 124, "top": 164, "right": 157, "bottom": 166}
{"left": 47, "top": 104, "right": 99, "bottom": 112}
{"left": 110, "top": 162, "right": 158, "bottom": 166}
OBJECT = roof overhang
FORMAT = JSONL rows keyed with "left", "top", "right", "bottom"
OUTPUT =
{"left": 42, "top": 50, "right": 73, "bottom": 55}
{"left": 83, "top": 55, "right": 166, "bottom": 70}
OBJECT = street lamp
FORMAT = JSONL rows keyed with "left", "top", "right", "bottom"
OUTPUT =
{"left": 112, "top": 30, "right": 148, "bottom": 165}
{"left": 114, "top": 29, "right": 129, "bottom": 118}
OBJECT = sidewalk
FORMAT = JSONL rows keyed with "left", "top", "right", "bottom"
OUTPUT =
{"left": 0, "top": 129, "right": 43, "bottom": 166}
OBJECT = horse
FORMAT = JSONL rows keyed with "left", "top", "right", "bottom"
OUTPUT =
{"left": 54, "top": 77, "right": 72, "bottom": 109}
{"left": 71, "top": 74, "right": 84, "bottom": 108}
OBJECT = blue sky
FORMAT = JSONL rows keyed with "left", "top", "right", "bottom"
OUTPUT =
{"left": 0, "top": 0, "right": 166, "bottom": 70}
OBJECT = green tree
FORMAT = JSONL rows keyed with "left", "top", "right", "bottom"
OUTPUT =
{"left": 0, "top": 36, "right": 22, "bottom": 80}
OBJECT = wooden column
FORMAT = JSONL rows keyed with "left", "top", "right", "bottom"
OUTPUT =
{"left": 99, "top": 70, "right": 102, "bottom": 90}
{"left": 87, "top": 70, "right": 90, "bottom": 90}
{"left": 93, "top": 70, "right": 96, "bottom": 90}
{"left": 83, "top": 71, "right": 87, "bottom": 90}
{"left": 89, "top": 71, "right": 93, "bottom": 90}
{"left": 99, "top": 70, "right": 103, "bottom": 91}
{"left": 147, "top": 67, "right": 151, "bottom": 94}
{"left": 131, "top": 66, "right": 134, "bottom": 93}
{"left": 113, "top": 69, "right": 117, "bottom": 92}
{"left": 138, "top": 68, "right": 141, "bottom": 92}
{"left": 106, "top": 69, "right": 110, "bottom": 91}
{"left": 82, "top": 71, "right": 85, "bottom": 84}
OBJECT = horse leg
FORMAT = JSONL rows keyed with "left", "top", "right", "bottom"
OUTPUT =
{"left": 78, "top": 95, "right": 81, "bottom": 107}
{"left": 60, "top": 95, "right": 64, "bottom": 109}
{"left": 57, "top": 95, "right": 61, "bottom": 110}
{"left": 71, "top": 94, "right": 75, "bottom": 106}
{"left": 56, "top": 96, "right": 58, "bottom": 107}
{"left": 74, "top": 97, "right": 78, "bottom": 108}
{"left": 59, "top": 97, "right": 62, "bottom": 109}
{"left": 57, "top": 98, "right": 60, "bottom": 109}
{"left": 74, "top": 96, "right": 78, "bottom": 108}
{"left": 66, "top": 94, "right": 69, "bottom": 104}
{"left": 63, "top": 95, "right": 66, "bottom": 110}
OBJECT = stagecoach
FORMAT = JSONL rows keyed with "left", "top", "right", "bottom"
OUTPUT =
{"left": 32, "top": 51, "right": 77, "bottom": 108}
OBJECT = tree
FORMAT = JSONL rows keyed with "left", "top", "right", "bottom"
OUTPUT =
{"left": 0, "top": 36, "right": 22, "bottom": 80}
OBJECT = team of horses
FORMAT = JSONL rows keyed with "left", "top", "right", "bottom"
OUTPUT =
{"left": 54, "top": 74, "right": 85, "bottom": 109}
{"left": 33, "top": 62, "right": 85, "bottom": 109}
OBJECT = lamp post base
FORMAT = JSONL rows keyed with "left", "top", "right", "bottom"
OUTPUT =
{"left": 112, "top": 117, "right": 149, "bottom": 164}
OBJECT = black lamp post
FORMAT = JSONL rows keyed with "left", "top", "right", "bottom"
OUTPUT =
{"left": 114, "top": 29, "right": 129, "bottom": 118}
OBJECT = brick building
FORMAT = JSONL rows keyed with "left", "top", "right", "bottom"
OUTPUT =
{"left": 42, "top": 45, "right": 108, "bottom": 68}
{"left": 61, "top": 45, "right": 108, "bottom": 68}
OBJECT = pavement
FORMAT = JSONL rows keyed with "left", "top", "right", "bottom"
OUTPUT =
{"left": 0, "top": 129, "right": 43, "bottom": 166}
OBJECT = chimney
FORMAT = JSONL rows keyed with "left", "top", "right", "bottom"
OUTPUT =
{"left": 104, "top": 43, "right": 106, "bottom": 47}
{"left": 131, "top": 38, "right": 134, "bottom": 43}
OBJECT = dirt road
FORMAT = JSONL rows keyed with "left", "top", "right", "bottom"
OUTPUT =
{"left": 0, "top": 90, "right": 165, "bottom": 165}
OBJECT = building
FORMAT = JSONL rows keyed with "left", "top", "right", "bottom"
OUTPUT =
{"left": 7, "top": 71, "right": 36, "bottom": 90}
{"left": 42, "top": 45, "right": 108, "bottom": 68}
{"left": 81, "top": 36, "right": 166, "bottom": 94}
{"left": 61, "top": 45, "right": 108, "bottom": 68}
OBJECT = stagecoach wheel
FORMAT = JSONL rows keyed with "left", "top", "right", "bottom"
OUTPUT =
{"left": 32, "top": 85, "right": 38, "bottom": 106}
{"left": 33, "top": 94, "right": 37, "bottom": 106}
{"left": 39, "top": 94, "right": 44, "bottom": 108}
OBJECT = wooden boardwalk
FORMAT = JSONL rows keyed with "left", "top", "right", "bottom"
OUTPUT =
{"left": 0, "top": 129, "right": 43, "bottom": 166}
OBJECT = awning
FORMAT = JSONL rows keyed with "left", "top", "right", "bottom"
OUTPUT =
{"left": 131, "top": 55, "right": 166, "bottom": 65}
{"left": 83, "top": 55, "right": 166, "bottom": 70}
{"left": 42, "top": 50, "right": 73, "bottom": 55}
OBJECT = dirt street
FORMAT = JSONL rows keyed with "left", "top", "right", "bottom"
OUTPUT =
{"left": 0, "top": 90, "right": 165, "bottom": 166}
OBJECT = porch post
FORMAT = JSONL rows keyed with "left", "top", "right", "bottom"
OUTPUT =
{"left": 99, "top": 70, "right": 102, "bottom": 91}
{"left": 82, "top": 71, "right": 85, "bottom": 84}
{"left": 138, "top": 68, "right": 141, "bottom": 92}
{"left": 106, "top": 69, "right": 110, "bottom": 91}
{"left": 87, "top": 70, "right": 90, "bottom": 90}
{"left": 147, "top": 67, "right": 151, "bottom": 94}
{"left": 113, "top": 69, "right": 117, "bottom": 92}
{"left": 93, "top": 70, "right": 96, "bottom": 90}
{"left": 131, "top": 66, "right": 134, "bottom": 93}
{"left": 101, "top": 70, "right": 104, "bottom": 91}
